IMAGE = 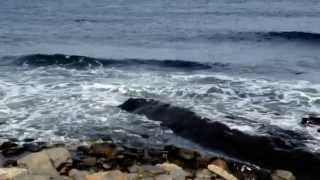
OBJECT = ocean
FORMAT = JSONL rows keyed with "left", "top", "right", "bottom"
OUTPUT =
{"left": 1, "top": 0, "right": 320, "bottom": 153}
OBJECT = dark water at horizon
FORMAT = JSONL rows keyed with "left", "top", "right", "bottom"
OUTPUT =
{"left": 1, "top": 0, "right": 320, "bottom": 154}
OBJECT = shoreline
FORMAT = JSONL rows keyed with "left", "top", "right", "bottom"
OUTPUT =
{"left": 0, "top": 140, "right": 294, "bottom": 180}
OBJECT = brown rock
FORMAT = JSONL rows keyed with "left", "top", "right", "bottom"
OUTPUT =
{"left": 208, "top": 164, "right": 238, "bottom": 180}
{"left": 89, "top": 143, "right": 119, "bottom": 159}
{"left": 211, "top": 159, "right": 229, "bottom": 172}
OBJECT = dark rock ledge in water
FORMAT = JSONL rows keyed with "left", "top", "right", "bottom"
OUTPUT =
{"left": 119, "top": 98, "right": 320, "bottom": 179}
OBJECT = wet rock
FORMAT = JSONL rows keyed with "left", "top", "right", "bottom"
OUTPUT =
{"left": 69, "top": 169, "right": 89, "bottom": 180}
{"left": 46, "top": 147, "right": 71, "bottom": 168}
{"left": 23, "top": 138, "right": 35, "bottom": 142}
{"left": 58, "top": 162, "right": 73, "bottom": 175}
{"left": 208, "top": 164, "right": 238, "bottom": 180}
{"left": 271, "top": 170, "right": 296, "bottom": 180}
{"left": 0, "top": 141, "right": 18, "bottom": 150}
{"left": 177, "top": 148, "right": 198, "bottom": 160}
{"left": 0, "top": 168, "right": 28, "bottom": 179}
{"left": 3, "top": 160, "right": 18, "bottom": 167}
{"left": 17, "top": 150, "right": 58, "bottom": 176}
{"left": 89, "top": 143, "right": 120, "bottom": 159}
{"left": 23, "top": 143, "right": 46, "bottom": 152}
{"left": 301, "top": 115, "right": 320, "bottom": 126}
{"left": 1, "top": 147, "right": 25, "bottom": 157}
{"left": 119, "top": 98, "right": 320, "bottom": 177}
{"left": 79, "top": 157, "right": 97, "bottom": 167}
{"left": 86, "top": 170, "right": 128, "bottom": 180}
{"left": 77, "top": 146, "right": 90, "bottom": 155}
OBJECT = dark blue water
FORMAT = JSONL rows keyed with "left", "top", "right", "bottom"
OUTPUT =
{"left": 1, "top": 0, "right": 320, "bottom": 152}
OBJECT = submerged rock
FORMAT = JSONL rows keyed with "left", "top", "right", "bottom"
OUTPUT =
{"left": 119, "top": 98, "right": 320, "bottom": 178}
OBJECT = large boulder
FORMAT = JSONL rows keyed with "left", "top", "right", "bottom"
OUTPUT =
{"left": 17, "top": 147, "right": 71, "bottom": 176}
{"left": 17, "top": 150, "right": 58, "bottom": 176}
{"left": 119, "top": 98, "right": 320, "bottom": 178}
{"left": 46, "top": 147, "right": 71, "bottom": 168}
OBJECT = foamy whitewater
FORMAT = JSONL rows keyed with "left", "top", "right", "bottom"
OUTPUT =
{"left": 1, "top": 0, "right": 320, "bottom": 154}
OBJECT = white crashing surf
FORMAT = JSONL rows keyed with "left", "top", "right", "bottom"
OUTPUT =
{"left": 0, "top": 63, "right": 320, "bottom": 151}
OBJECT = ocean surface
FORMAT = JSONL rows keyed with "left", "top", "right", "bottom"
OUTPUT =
{"left": 1, "top": 0, "right": 320, "bottom": 153}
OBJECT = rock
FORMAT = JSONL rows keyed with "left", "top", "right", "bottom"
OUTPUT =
{"left": 0, "top": 142, "right": 18, "bottom": 150}
{"left": 3, "top": 160, "right": 18, "bottom": 167}
{"left": 157, "top": 163, "right": 182, "bottom": 173}
{"left": 157, "top": 163, "right": 190, "bottom": 180}
{"left": 17, "top": 150, "right": 58, "bottom": 176}
{"left": 140, "top": 165, "right": 165, "bottom": 176}
{"left": 89, "top": 143, "right": 119, "bottom": 159}
{"left": 45, "top": 147, "right": 71, "bottom": 168}
{"left": 155, "top": 174, "right": 173, "bottom": 180}
{"left": 271, "top": 170, "right": 296, "bottom": 180}
{"left": 2, "top": 147, "right": 25, "bottom": 157}
{"left": 211, "top": 159, "right": 229, "bottom": 172}
{"left": 195, "top": 169, "right": 213, "bottom": 179}
{"left": 128, "top": 165, "right": 141, "bottom": 173}
{"left": 77, "top": 157, "right": 97, "bottom": 168}
{"left": 127, "top": 173, "right": 140, "bottom": 180}
{"left": 0, "top": 168, "right": 28, "bottom": 179}
{"left": 14, "top": 174, "right": 72, "bottom": 180}
{"left": 301, "top": 115, "right": 320, "bottom": 126}
{"left": 86, "top": 170, "right": 128, "bottom": 180}
{"left": 23, "top": 143, "right": 46, "bottom": 152}
{"left": 119, "top": 98, "right": 320, "bottom": 177}
{"left": 177, "top": 148, "right": 198, "bottom": 160}
{"left": 23, "top": 138, "right": 35, "bottom": 143}
{"left": 69, "top": 169, "right": 89, "bottom": 180}
{"left": 208, "top": 164, "right": 238, "bottom": 180}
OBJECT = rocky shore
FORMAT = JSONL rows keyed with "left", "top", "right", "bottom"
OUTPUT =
{"left": 0, "top": 140, "right": 295, "bottom": 180}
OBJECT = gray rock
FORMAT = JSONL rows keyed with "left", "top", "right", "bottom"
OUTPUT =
{"left": 45, "top": 147, "right": 71, "bottom": 168}
{"left": 17, "top": 151, "right": 58, "bottom": 176}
